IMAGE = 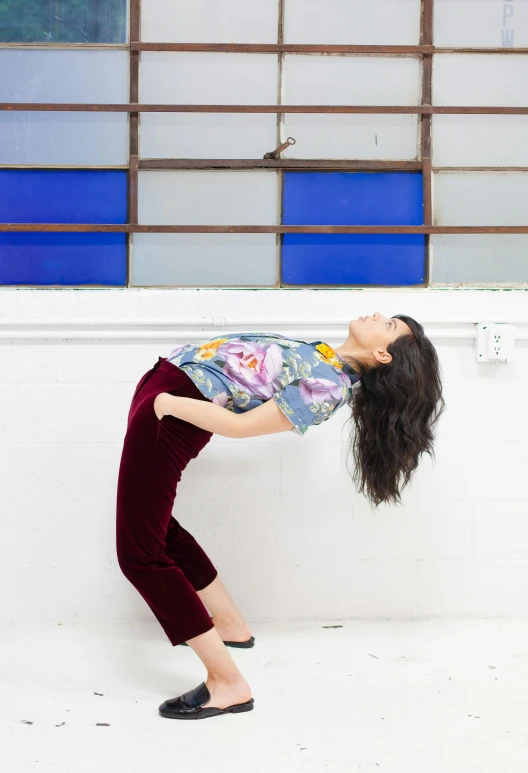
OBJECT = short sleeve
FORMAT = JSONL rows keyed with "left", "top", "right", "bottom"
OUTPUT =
{"left": 272, "top": 375, "right": 348, "bottom": 437}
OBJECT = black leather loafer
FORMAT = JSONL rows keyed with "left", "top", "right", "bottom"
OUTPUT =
{"left": 180, "top": 635, "right": 255, "bottom": 649}
{"left": 159, "top": 681, "right": 254, "bottom": 720}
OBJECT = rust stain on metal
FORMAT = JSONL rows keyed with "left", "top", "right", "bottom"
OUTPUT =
{"left": 128, "top": 0, "right": 141, "bottom": 289}
{"left": 130, "top": 43, "right": 434, "bottom": 55}
{"left": 2, "top": 104, "right": 527, "bottom": 114}
{"left": 420, "top": 0, "right": 434, "bottom": 284}
{"left": 2, "top": 224, "right": 528, "bottom": 235}
{"left": 129, "top": 42, "right": 528, "bottom": 55}
{"left": 139, "top": 159, "right": 422, "bottom": 170}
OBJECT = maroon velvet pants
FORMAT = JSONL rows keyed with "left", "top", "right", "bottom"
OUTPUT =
{"left": 116, "top": 356, "right": 217, "bottom": 646}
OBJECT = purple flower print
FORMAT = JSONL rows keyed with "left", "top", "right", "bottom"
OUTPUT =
{"left": 216, "top": 340, "right": 284, "bottom": 399}
{"left": 299, "top": 377, "right": 342, "bottom": 405}
{"left": 211, "top": 391, "right": 229, "bottom": 407}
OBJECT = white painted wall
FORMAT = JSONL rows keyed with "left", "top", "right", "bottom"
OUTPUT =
{"left": 1, "top": 287, "right": 528, "bottom": 625}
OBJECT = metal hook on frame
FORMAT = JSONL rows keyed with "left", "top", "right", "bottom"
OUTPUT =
{"left": 263, "top": 137, "right": 296, "bottom": 159}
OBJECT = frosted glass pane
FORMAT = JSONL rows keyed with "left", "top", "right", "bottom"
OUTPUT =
{"left": 141, "top": 114, "right": 277, "bottom": 160}
{"left": 0, "top": 112, "right": 128, "bottom": 165}
{"left": 434, "top": 54, "right": 528, "bottom": 106}
{"left": 0, "top": 50, "right": 128, "bottom": 165}
{"left": 434, "top": 173, "right": 528, "bottom": 225}
{"left": 435, "top": 0, "right": 528, "bottom": 48}
{"left": 0, "top": 0, "right": 127, "bottom": 43}
{"left": 283, "top": 56, "right": 420, "bottom": 158}
{"left": 132, "top": 234, "right": 277, "bottom": 286}
{"left": 433, "top": 116, "right": 528, "bottom": 166}
{"left": 0, "top": 49, "right": 128, "bottom": 103}
{"left": 285, "top": 0, "right": 420, "bottom": 44}
{"left": 284, "top": 55, "right": 421, "bottom": 104}
{"left": 284, "top": 115, "right": 419, "bottom": 160}
{"left": 432, "top": 235, "right": 528, "bottom": 283}
{"left": 141, "top": 52, "right": 277, "bottom": 104}
{"left": 141, "top": 0, "right": 279, "bottom": 43}
{"left": 140, "top": 53, "right": 277, "bottom": 158}
{"left": 138, "top": 170, "right": 278, "bottom": 225}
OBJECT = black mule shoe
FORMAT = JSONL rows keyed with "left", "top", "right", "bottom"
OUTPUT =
{"left": 180, "top": 635, "right": 255, "bottom": 649}
{"left": 179, "top": 617, "right": 255, "bottom": 648}
{"left": 159, "top": 681, "right": 254, "bottom": 720}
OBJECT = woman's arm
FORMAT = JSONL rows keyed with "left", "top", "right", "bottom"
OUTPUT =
{"left": 154, "top": 393, "right": 239, "bottom": 437}
{"left": 154, "top": 392, "right": 295, "bottom": 438}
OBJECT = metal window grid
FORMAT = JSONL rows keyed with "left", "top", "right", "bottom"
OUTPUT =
{"left": 1, "top": 0, "right": 527, "bottom": 288}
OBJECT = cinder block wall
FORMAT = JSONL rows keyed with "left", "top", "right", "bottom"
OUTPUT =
{"left": 1, "top": 287, "right": 527, "bottom": 624}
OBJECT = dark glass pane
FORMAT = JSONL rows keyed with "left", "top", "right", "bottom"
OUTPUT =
{"left": 282, "top": 171, "right": 425, "bottom": 286}
{"left": 0, "top": 0, "right": 127, "bottom": 43}
{"left": 0, "top": 169, "right": 127, "bottom": 286}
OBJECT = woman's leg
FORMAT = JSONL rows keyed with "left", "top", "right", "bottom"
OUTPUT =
{"left": 196, "top": 574, "right": 253, "bottom": 642}
{"left": 116, "top": 358, "right": 252, "bottom": 708}
{"left": 184, "top": 628, "right": 252, "bottom": 710}
{"left": 163, "top": 517, "right": 218, "bottom": 593}
{"left": 164, "top": 518, "right": 252, "bottom": 641}
{"left": 116, "top": 406, "right": 214, "bottom": 646}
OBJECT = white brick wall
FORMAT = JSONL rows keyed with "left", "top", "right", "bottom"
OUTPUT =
{"left": 1, "top": 287, "right": 527, "bottom": 624}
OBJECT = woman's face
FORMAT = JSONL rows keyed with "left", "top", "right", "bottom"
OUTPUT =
{"left": 349, "top": 312, "right": 412, "bottom": 349}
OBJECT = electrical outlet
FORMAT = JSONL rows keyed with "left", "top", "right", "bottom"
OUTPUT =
{"left": 476, "top": 323, "right": 515, "bottom": 364}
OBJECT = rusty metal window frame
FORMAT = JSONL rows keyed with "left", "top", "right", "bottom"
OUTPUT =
{"left": 1, "top": 0, "right": 527, "bottom": 288}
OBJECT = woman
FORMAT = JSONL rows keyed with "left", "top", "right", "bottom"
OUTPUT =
{"left": 115, "top": 312, "right": 445, "bottom": 720}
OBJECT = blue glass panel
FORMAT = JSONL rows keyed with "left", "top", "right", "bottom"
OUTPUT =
{"left": 0, "top": 0, "right": 127, "bottom": 43}
{"left": 0, "top": 170, "right": 127, "bottom": 286}
{"left": 282, "top": 171, "right": 425, "bottom": 286}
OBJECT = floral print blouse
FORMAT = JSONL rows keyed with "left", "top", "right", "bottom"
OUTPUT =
{"left": 166, "top": 331, "right": 360, "bottom": 437}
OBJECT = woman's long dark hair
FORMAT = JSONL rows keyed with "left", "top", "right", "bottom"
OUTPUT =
{"left": 340, "top": 315, "right": 446, "bottom": 509}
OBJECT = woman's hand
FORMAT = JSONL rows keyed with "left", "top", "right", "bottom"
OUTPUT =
{"left": 153, "top": 392, "right": 169, "bottom": 421}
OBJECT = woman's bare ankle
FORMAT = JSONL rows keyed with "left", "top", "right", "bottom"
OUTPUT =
{"left": 207, "top": 670, "right": 248, "bottom": 688}
{"left": 211, "top": 611, "right": 247, "bottom": 626}
{"left": 211, "top": 614, "right": 252, "bottom": 635}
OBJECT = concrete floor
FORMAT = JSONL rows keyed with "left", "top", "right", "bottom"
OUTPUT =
{"left": 2, "top": 618, "right": 528, "bottom": 772}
